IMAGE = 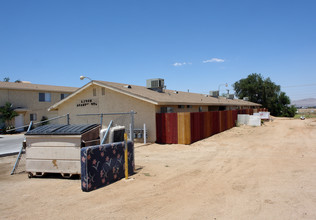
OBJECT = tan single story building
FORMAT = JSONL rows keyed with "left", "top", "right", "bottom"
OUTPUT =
{"left": 0, "top": 81, "right": 77, "bottom": 130}
{"left": 48, "top": 79, "right": 260, "bottom": 142}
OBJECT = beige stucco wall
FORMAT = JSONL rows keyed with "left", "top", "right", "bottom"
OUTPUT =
{"left": 0, "top": 88, "right": 71, "bottom": 127}
{"left": 53, "top": 85, "right": 157, "bottom": 142}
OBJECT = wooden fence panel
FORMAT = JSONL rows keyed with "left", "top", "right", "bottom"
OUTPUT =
{"left": 232, "top": 110, "right": 238, "bottom": 127}
{"left": 199, "top": 112, "right": 205, "bottom": 140}
{"left": 225, "top": 111, "right": 229, "bottom": 130}
{"left": 190, "top": 112, "right": 200, "bottom": 143}
{"left": 226, "top": 110, "right": 232, "bottom": 129}
{"left": 190, "top": 112, "right": 206, "bottom": 143}
{"left": 219, "top": 111, "right": 227, "bottom": 132}
{"left": 204, "top": 111, "right": 212, "bottom": 138}
{"left": 210, "top": 111, "right": 220, "bottom": 135}
{"left": 177, "top": 112, "right": 191, "bottom": 145}
{"left": 165, "top": 113, "right": 178, "bottom": 144}
{"left": 156, "top": 113, "right": 165, "bottom": 144}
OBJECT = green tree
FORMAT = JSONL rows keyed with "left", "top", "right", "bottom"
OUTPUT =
{"left": 233, "top": 73, "right": 296, "bottom": 117}
{"left": 3, "top": 77, "right": 10, "bottom": 82}
{"left": 0, "top": 102, "right": 19, "bottom": 130}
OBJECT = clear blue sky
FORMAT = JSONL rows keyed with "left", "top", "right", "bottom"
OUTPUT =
{"left": 1, "top": 0, "right": 316, "bottom": 101}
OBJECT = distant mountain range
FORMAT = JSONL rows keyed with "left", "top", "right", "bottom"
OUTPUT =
{"left": 291, "top": 98, "right": 316, "bottom": 107}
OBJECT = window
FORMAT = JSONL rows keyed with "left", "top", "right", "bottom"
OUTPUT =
{"left": 167, "top": 107, "right": 174, "bottom": 113}
{"left": 30, "top": 113, "right": 37, "bottom": 121}
{"left": 60, "top": 93, "right": 69, "bottom": 100}
{"left": 102, "top": 88, "right": 105, "bottom": 96}
{"left": 219, "top": 106, "right": 226, "bottom": 111}
{"left": 187, "top": 105, "right": 192, "bottom": 108}
{"left": 199, "top": 107, "right": 203, "bottom": 112}
{"left": 39, "top": 93, "right": 51, "bottom": 102}
{"left": 161, "top": 107, "right": 174, "bottom": 113}
{"left": 178, "top": 105, "right": 185, "bottom": 109}
{"left": 93, "top": 88, "right": 97, "bottom": 96}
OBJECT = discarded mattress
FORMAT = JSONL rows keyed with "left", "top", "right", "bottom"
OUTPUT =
{"left": 81, "top": 141, "right": 134, "bottom": 192}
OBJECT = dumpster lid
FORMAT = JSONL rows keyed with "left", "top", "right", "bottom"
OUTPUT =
{"left": 25, "top": 124, "right": 99, "bottom": 135}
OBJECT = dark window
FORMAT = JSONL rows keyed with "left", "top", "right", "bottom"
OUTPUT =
{"left": 39, "top": 93, "right": 51, "bottom": 102}
{"left": 161, "top": 107, "right": 167, "bottom": 113}
{"left": 160, "top": 107, "right": 174, "bottom": 113}
{"left": 30, "top": 113, "right": 37, "bottom": 121}
{"left": 39, "top": 93, "right": 45, "bottom": 102}
{"left": 219, "top": 106, "right": 226, "bottom": 111}
{"left": 60, "top": 93, "right": 69, "bottom": 100}
{"left": 167, "top": 107, "right": 174, "bottom": 113}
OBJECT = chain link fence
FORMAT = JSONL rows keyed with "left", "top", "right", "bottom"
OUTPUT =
{"left": 77, "top": 111, "right": 136, "bottom": 141}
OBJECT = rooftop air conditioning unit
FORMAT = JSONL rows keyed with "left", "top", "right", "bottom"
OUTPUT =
{"left": 146, "top": 78, "right": 165, "bottom": 92}
{"left": 209, "top": 90, "right": 219, "bottom": 97}
{"left": 243, "top": 97, "right": 249, "bottom": 101}
{"left": 228, "top": 94, "right": 234, "bottom": 99}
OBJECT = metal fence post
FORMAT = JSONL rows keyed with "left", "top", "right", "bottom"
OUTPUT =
{"left": 100, "top": 114, "right": 103, "bottom": 127}
{"left": 67, "top": 113, "right": 70, "bottom": 125}
{"left": 124, "top": 133, "right": 128, "bottom": 179}
{"left": 130, "top": 110, "right": 135, "bottom": 142}
{"left": 101, "top": 120, "right": 113, "bottom": 144}
{"left": 144, "top": 123, "right": 146, "bottom": 144}
{"left": 129, "top": 124, "right": 132, "bottom": 141}
{"left": 130, "top": 110, "right": 135, "bottom": 172}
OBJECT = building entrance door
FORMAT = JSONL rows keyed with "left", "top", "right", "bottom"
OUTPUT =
{"left": 15, "top": 114, "right": 24, "bottom": 132}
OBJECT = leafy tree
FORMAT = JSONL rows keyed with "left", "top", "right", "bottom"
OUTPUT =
{"left": 0, "top": 102, "right": 19, "bottom": 130}
{"left": 3, "top": 77, "right": 10, "bottom": 82}
{"left": 233, "top": 73, "right": 296, "bottom": 117}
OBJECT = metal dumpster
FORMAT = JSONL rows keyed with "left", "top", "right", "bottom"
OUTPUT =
{"left": 25, "top": 124, "right": 100, "bottom": 178}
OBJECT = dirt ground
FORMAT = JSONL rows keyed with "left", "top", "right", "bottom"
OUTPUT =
{"left": 1, "top": 118, "right": 316, "bottom": 219}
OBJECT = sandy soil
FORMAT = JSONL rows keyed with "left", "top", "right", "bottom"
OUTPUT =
{"left": 1, "top": 118, "right": 316, "bottom": 219}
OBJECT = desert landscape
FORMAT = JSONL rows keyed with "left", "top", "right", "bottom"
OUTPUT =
{"left": 1, "top": 117, "right": 315, "bottom": 219}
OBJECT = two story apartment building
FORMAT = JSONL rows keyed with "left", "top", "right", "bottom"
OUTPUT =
{"left": 0, "top": 81, "right": 77, "bottom": 131}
